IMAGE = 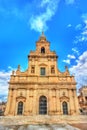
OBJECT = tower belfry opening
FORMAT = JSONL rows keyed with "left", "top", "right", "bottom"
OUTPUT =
{"left": 41, "top": 47, "right": 45, "bottom": 53}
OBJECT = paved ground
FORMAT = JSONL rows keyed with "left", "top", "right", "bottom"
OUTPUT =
{"left": 70, "top": 123, "right": 87, "bottom": 130}
{"left": 0, "top": 124, "right": 81, "bottom": 130}
{"left": 0, "top": 115, "right": 87, "bottom": 130}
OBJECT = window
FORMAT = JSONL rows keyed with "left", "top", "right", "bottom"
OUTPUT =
{"left": 85, "top": 97, "right": 87, "bottom": 101}
{"left": 51, "top": 66, "right": 55, "bottom": 74}
{"left": 31, "top": 66, "right": 35, "bottom": 73}
{"left": 62, "top": 102, "right": 68, "bottom": 115}
{"left": 41, "top": 47, "right": 45, "bottom": 54}
{"left": 40, "top": 68, "right": 45, "bottom": 75}
{"left": 17, "top": 101, "right": 23, "bottom": 115}
{"left": 39, "top": 96, "right": 47, "bottom": 115}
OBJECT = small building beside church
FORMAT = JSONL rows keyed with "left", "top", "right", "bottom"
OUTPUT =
{"left": 5, "top": 33, "right": 79, "bottom": 116}
{"left": 0, "top": 102, "right": 6, "bottom": 116}
{"left": 78, "top": 86, "right": 87, "bottom": 114}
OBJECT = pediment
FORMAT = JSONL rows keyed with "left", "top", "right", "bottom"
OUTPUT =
{"left": 16, "top": 96, "right": 26, "bottom": 102}
{"left": 60, "top": 96, "right": 69, "bottom": 102}
{"left": 39, "top": 63, "right": 47, "bottom": 66}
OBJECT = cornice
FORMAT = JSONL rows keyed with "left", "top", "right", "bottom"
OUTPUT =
{"left": 9, "top": 85, "right": 76, "bottom": 90}
{"left": 9, "top": 81, "right": 76, "bottom": 85}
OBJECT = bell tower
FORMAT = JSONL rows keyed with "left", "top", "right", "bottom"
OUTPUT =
{"left": 36, "top": 32, "right": 50, "bottom": 54}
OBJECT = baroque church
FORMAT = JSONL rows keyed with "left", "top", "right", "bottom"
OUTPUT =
{"left": 5, "top": 33, "right": 79, "bottom": 116}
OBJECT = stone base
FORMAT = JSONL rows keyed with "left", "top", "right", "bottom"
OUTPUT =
{"left": 0, "top": 115, "right": 87, "bottom": 126}
{"left": 0, "top": 124, "right": 81, "bottom": 130}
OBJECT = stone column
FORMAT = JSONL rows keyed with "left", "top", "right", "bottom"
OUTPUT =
{"left": 33, "top": 89, "right": 37, "bottom": 115}
{"left": 24, "top": 89, "right": 29, "bottom": 115}
{"left": 56, "top": 89, "right": 61, "bottom": 115}
{"left": 10, "top": 89, "right": 16, "bottom": 115}
{"left": 49, "top": 89, "right": 53, "bottom": 115}
{"left": 29, "top": 89, "right": 33, "bottom": 115}
{"left": 69, "top": 89, "right": 75, "bottom": 115}
{"left": 52, "top": 96, "right": 56, "bottom": 113}
{"left": 74, "top": 89, "right": 79, "bottom": 114}
{"left": 4, "top": 88, "right": 12, "bottom": 115}
{"left": 52, "top": 89, "right": 56, "bottom": 114}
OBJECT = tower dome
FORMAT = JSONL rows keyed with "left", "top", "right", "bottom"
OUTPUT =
{"left": 39, "top": 31, "right": 46, "bottom": 41}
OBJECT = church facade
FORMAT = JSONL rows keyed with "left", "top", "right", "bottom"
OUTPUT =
{"left": 5, "top": 33, "right": 79, "bottom": 116}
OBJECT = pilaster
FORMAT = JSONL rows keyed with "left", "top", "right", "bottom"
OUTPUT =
{"left": 4, "top": 88, "right": 12, "bottom": 115}
{"left": 24, "top": 89, "right": 29, "bottom": 115}
{"left": 69, "top": 89, "right": 75, "bottom": 115}
{"left": 56, "top": 89, "right": 61, "bottom": 115}
{"left": 11, "top": 89, "right": 16, "bottom": 115}
{"left": 74, "top": 89, "right": 79, "bottom": 114}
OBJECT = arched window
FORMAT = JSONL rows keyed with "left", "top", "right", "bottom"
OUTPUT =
{"left": 41, "top": 47, "right": 45, "bottom": 54}
{"left": 17, "top": 101, "right": 23, "bottom": 115}
{"left": 62, "top": 101, "right": 68, "bottom": 115}
{"left": 39, "top": 96, "right": 47, "bottom": 115}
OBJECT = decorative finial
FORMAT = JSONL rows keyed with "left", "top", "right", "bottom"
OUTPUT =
{"left": 12, "top": 71, "right": 15, "bottom": 75}
{"left": 18, "top": 65, "right": 20, "bottom": 71}
{"left": 41, "top": 30, "right": 44, "bottom": 37}
{"left": 39, "top": 30, "right": 46, "bottom": 41}
{"left": 65, "top": 66, "right": 68, "bottom": 70}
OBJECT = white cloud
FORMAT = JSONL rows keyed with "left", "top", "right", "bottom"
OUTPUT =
{"left": 67, "top": 24, "right": 72, "bottom": 28}
{"left": 70, "top": 51, "right": 87, "bottom": 89}
{"left": 65, "top": 0, "right": 75, "bottom": 4}
{"left": 82, "top": 13, "right": 87, "bottom": 24}
{"left": 0, "top": 1, "right": 34, "bottom": 25}
{"left": 0, "top": 0, "right": 59, "bottom": 32}
{"left": 82, "top": 30, "right": 87, "bottom": 35}
{"left": 30, "top": 16, "right": 48, "bottom": 32}
{"left": 0, "top": 67, "right": 15, "bottom": 102}
{"left": 63, "top": 54, "right": 76, "bottom": 64}
{"left": 67, "top": 54, "right": 76, "bottom": 59}
{"left": 74, "top": 13, "right": 87, "bottom": 44}
{"left": 0, "top": 99, "right": 2, "bottom": 103}
{"left": 74, "top": 35, "right": 87, "bottom": 44}
{"left": 29, "top": 0, "right": 59, "bottom": 32}
{"left": 63, "top": 59, "right": 70, "bottom": 64}
{"left": 75, "top": 24, "right": 82, "bottom": 30}
{"left": 72, "top": 48, "right": 79, "bottom": 55}
{"left": 0, "top": 0, "right": 75, "bottom": 33}
{"left": 40, "top": 0, "right": 51, "bottom": 7}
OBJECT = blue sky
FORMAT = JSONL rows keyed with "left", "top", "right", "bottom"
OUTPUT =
{"left": 0, "top": 0, "right": 87, "bottom": 102}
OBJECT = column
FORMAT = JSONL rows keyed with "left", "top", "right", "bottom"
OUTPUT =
{"left": 56, "top": 89, "right": 61, "bottom": 115}
{"left": 10, "top": 89, "right": 17, "bottom": 115}
{"left": 4, "top": 88, "right": 12, "bottom": 115}
{"left": 33, "top": 89, "right": 37, "bottom": 115}
{"left": 29, "top": 89, "right": 33, "bottom": 115}
{"left": 69, "top": 89, "right": 75, "bottom": 115}
{"left": 74, "top": 89, "right": 79, "bottom": 114}
{"left": 49, "top": 89, "right": 53, "bottom": 115}
{"left": 24, "top": 89, "right": 29, "bottom": 115}
{"left": 52, "top": 89, "right": 56, "bottom": 114}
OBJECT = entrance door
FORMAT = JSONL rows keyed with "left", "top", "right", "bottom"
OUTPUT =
{"left": 62, "top": 101, "right": 68, "bottom": 115}
{"left": 39, "top": 96, "right": 47, "bottom": 115}
{"left": 17, "top": 101, "right": 23, "bottom": 115}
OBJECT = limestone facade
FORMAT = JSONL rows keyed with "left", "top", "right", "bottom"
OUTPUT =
{"left": 5, "top": 33, "right": 79, "bottom": 116}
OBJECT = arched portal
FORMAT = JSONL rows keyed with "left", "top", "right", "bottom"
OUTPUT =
{"left": 17, "top": 101, "right": 23, "bottom": 115}
{"left": 62, "top": 101, "right": 68, "bottom": 115}
{"left": 39, "top": 96, "right": 47, "bottom": 115}
{"left": 41, "top": 47, "right": 45, "bottom": 54}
